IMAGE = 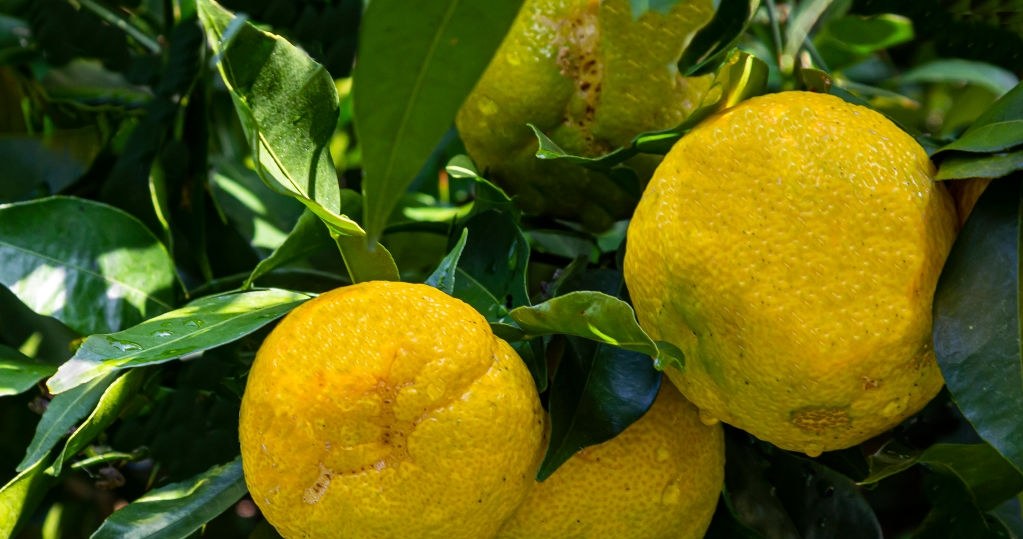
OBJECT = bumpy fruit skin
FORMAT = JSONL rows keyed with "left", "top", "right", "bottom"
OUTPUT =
{"left": 496, "top": 382, "right": 724, "bottom": 539}
{"left": 239, "top": 281, "right": 545, "bottom": 539}
{"left": 456, "top": 0, "right": 713, "bottom": 231}
{"left": 624, "top": 92, "right": 958, "bottom": 456}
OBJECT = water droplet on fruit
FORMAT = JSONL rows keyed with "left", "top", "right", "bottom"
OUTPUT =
{"left": 656, "top": 446, "right": 670, "bottom": 462}
{"left": 477, "top": 96, "right": 499, "bottom": 116}
{"left": 660, "top": 483, "right": 681, "bottom": 505}
{"left": 804, "top": 444, "right": 823, "bottom": 458}
{"left": 698, "top": 409, "right": 719, "bottom": 426}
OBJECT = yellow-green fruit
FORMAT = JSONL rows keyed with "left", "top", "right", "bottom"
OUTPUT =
{"left": 239, "top": 281, "right": 545, "bottom": 538}
{"left": 497, "top": 382, "right": 724, "bottom": 539}
{"left": 456, "top": 0, "right": 714, "bottom": 231}
{"left": 624, "top": 91, "right": 958, "bottom": 456}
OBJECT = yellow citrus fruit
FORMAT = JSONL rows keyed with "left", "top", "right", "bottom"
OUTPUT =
{"left": 239, "top": 281, "right": 545, "bottom": 538}
{"left": 624, "top": 91, "right": 958, "bottom": 456}
{"left": 456, "top": 0, "right": 714, "bottom": 231}
{"left": 496, "top": 381, "right": 724, "bottom": 539}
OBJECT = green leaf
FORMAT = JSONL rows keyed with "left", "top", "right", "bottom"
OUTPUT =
{"left": 940, "top": 121, "right": 1023, "bottom": 154}
{"left": 821, "top": 14, "right": 914, "bottom": 55}
{"left": 52, "top": 368, "right": 148, "bottom": 474}
{"left": 353, "top": 0, "right": 523, "bottom": 244}
{"left": 208, "top": 160, "right": 305, "bottom": 256}
{"left": 915, "top": 466, "right": 1014, "bottom": 539}
{"left": 629, "top": 0, "right": 681, "bottom": 19}
{"left": 0, "top": 345, "right": 55, "bottom": 397}
{"left": 0, "top": 456, "right": 57, "bottom": 539}
{"left": 538, "top": 340, "right": 660, "bottom": 480}
{"left": 197, "top": 0, "right": 398, "bottom": 283}
{"left": 425, "top": 228, "right": 468, "bottom": 295}
{"left": 445, "top": 155, "right": 519, "bottom": 219}
{"left": 47, "top": 288, "right": 311, "bottom": 394}
{"left": 0, "top": 196, "right": 177, "bottom": 335}
{"left": 678, "top": 0, "right": 760, "bottom": 75}
{"left": 510, "top": 291, "right": 658, "bottom": 357}
{"left": 937, "top": 150, "right": 1023, "bottom": 181}
{"left": 452, "top": 211, "right": 529, "bottom": 321}
{"left": 90, "top": 456, "right": 247, "bottom": 539}
{"left": 863, "top": 442, "right": 1023, "bottom": 511}
{"left": 901, "top": 59, "right": 1019, "bottom": 97}
{"left": 17, "top": 371, "right": 118, "bottom": 472}
{"left": 938, "top": 82, "right": 1023, "bottom": 154}
{"left": 933, "top": 177, "right": 1023, "bottom": 474}
{"left": 244, "top": 209, "right": 333, "bottom": 289}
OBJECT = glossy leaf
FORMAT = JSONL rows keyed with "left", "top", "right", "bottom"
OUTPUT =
{"left": 902, "top": 59, "right": 1019, "bottom": 97}
{"left": 0, "top": 456, "right": 56, "bottom": 538}
{"left": 678, "top": 0, "right": 760, "bottom": 75}
{"left": 538, "top": 339, "right": 660, "bottom": 480}
{"left": 47, "top": 289, "right": 311, "bottom": 394}
{"left": 425, "top": 228, "right": 468, "bottom": 295}
{"left": 0, "top": 345, "right": 55, "bottom": 397}
{"left": 16, "top": 371, "right": 118, "bottom": 472}
{"left": 208, "top": 159, "right": 305, "bottom": 255}
{"left": 354, "top": 0, "right": 523, "bottom": 244}
{"left": 510, "top": 291, "right": 658, "bottom": 357}
{"left": 821, "top": 14, "right": 914, "bottom": 55}
{"left": 197, "top": 0, "right": 398, "bottom": 283}
{"left": 914, "top": 466, "right": 1014, "bottom": 538}
{"left": 90, "top": 457, "right": 247, "bottom": 539}
{"left": 937, "top": 150, "right": 1023, "bottom": 181}
{"left": 0, "top": 197, "right": 176, "bottom": 336}
{"left": 52, "top": 368, "right": 148, "bottom": 473}
{"left": 933, "top": 177, "right": 1023, "bottom": 474}
{"left": 452, "top": 211, "right": 529, "bottom": 322}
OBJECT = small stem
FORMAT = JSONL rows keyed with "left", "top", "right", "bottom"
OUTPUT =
{"left": 77, "top": 0, "right": 162, "bottom": 55}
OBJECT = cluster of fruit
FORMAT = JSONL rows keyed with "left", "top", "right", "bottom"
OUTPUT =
{"left": 239, "top": 0, "right": 961, "bottom": 537}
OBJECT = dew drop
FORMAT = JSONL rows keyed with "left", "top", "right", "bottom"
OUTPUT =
{"left": 698, "top": 409, "right": 720, "bottom": 426}
{"left": 109, "top": 339, "right": 142, "bottom": 352}
{"left": 803, "top": 444, "right": 824, "bottom": 458}
{"left": 151, "top": 330, "right": 173, "bottom": 338}
{"left": 656, "top": 446, "right": 671, "bottom": 462}
{"left": 660, "top": 483, "right": 681, "bottom": 505}
{"left": 476, "top": 96, "right": 499, "bottom": 116}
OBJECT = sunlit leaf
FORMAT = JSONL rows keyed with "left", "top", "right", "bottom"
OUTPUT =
{"left": 0, "top": 456, "right": 56, "bottom": 539}
{"left": 0, "top": 345, "right": 55, "bottom": 397}
{"left": 47, "top": 289, "right": 311, "bottom": 394}
{"left": 933, "top": 177, "right": 1023, "bottom": 474}
{"left": 678, "top": 0, "right": 760, "bottom": 75}
{"left": 902, "top": 59, "right": 1018, "bottom": 97}
{"left": 244, "top": 210, "right": 334, "bottom": 289}
{"left": 354, "top": 0, "right": 523, "bottom": 244}
{"left": 0, "top": 197, "right": 177, "bottom": 336}
{"left": 938, "top": 82, "right": 1023, "bottom": 154}
{"left": 90, "top": 457, "right": 247, "bottom": 539}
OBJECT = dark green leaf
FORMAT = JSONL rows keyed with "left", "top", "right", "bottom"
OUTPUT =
{"left": 47, "top": 289, "right": 311, "bottom": 394}
{"left": 425, "top": 228, "right": 468, "bottom": 295}
{"left": 452, "top": 211, "right": 529, "bottom": 321}
{"left": 16, "top": 371, "right": 118, "bottom": 472}
{"left": 0, "top": 456, "right": 56, "bottom": 538}
{"left": 208, "top": 159, "right": 305, "bottom": 256}
{"left": 678, "top": 0, "right": 760, "bottom": 75}
{"left": 509, "top": 291, "right": 658, "bottom": 357}
{"left": 914, "top": 465, "right": 1013, "bottom": 539}
{"left": 353, "top": 0, "right": 523, "bottom": 244}
{"left": 445, "top": 155, "right": 519, "bottom": 219}
{"left": 937, "top": 151, "right": 1023, "bottom": 181}
{"left": 52, "top": 368, "right": 148, "bottom": 473}
{"left": 933, "top": 177, "right": 1023, "bottom": 474}
{"left": 538, "top": 340, "right": 660, "bottom": 480}
{"left": 902, "top": 59, "right": 1018, "bottom": 97}
{"left": 90, "top": 456, "right": 247, "bottom": 539}
{"left": 800, "top": 68, "right": 834, "bottom": 93}
{"left": 0, "top": 196, "right": 177, "bottom": 336}
{"left": 0, "top": 345, "right": 55, "bottom": 397}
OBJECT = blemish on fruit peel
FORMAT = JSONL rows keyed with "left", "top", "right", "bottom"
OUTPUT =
{"left": 660, "top": 482, "right": 682, "bottom": 505}
{"left": 303, "top": 464, "right": 333, "bottom": 505}
{"left": 698, "top": 409, "right": 719, "bottom": 426}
